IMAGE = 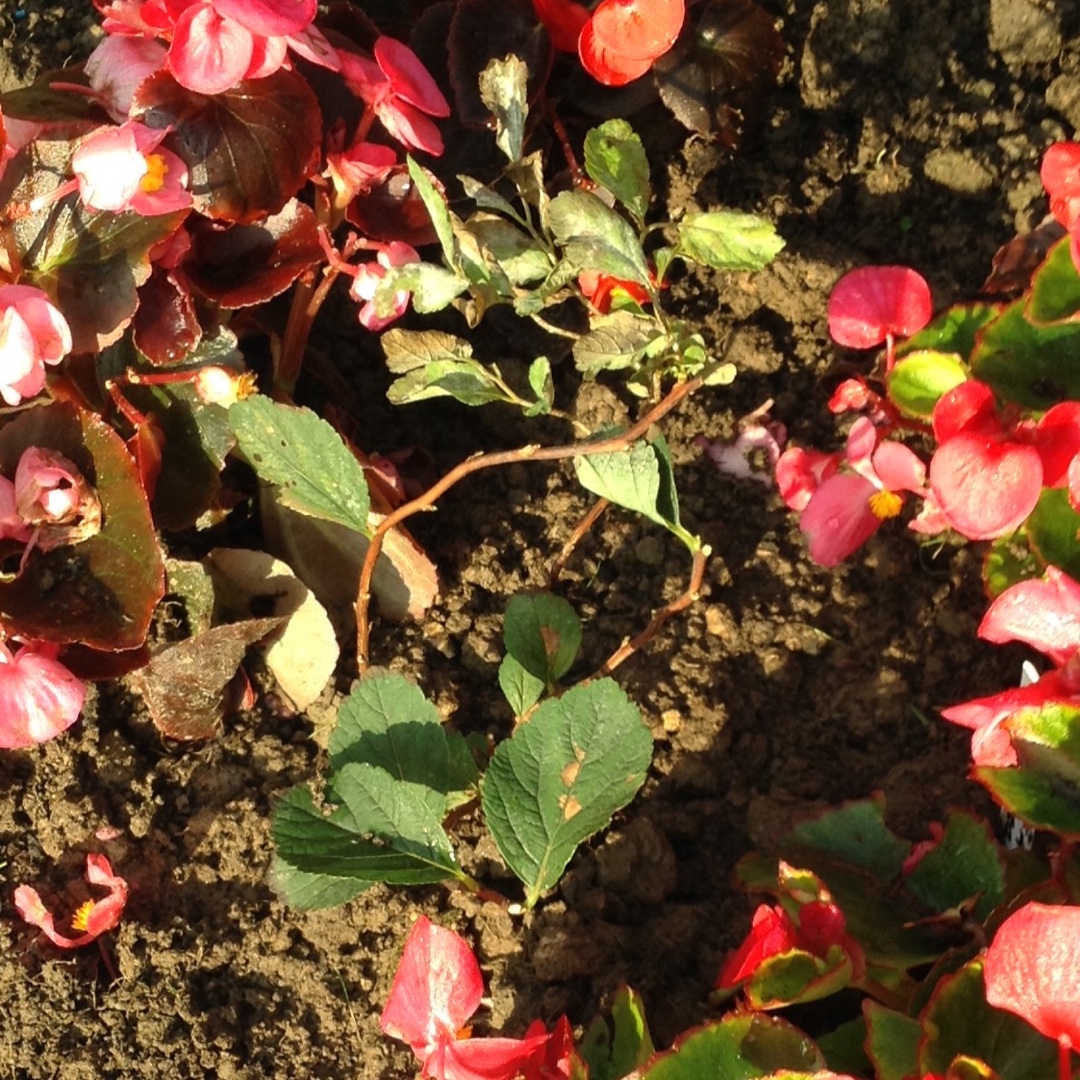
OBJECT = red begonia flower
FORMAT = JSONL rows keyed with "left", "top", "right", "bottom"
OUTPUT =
{"left": 715, "top": 903, "right": 798, "bottom": 989}
{"left": 532, "top": 0, "right": 590, "bottom": 52}
{"left": 213, "top": 0, "right": 316, "bottom": 39}
{"left": 984, "top": 903, "right": 1080, "bottom": 1053}
{"left": 381, "top": 915, "right": 553, "bottom": 1080}
{"left": 1041, "top": 143, "right": 1080, "bottom": 230}
{"left": 826, "top": 266, "right": 932, "bottom": 350}
{"left": 578, "top": 0, "right": 685, "bottom": 86}
{"left": 927, "top": 380, "right": 1043, "bottom": 541}
{"left": 14, "top": 854, "right": 128, "bottom": 948}
{"left": 978, "top": 566, "right": 1080, "bottom": 666}
{"left": 578, "top": 270, "right": 651, "bottom": 312}
{"left": 341, "top": 37, "right": 450, "bottom": 157}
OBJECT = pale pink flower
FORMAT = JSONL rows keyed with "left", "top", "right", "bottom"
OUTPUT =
{"left": 340, "top": 38, "right": 450, "bottom": 156}
{"left": 349, "top": 241, "right": 420, "bottom": 331}
{"left": 0, "top": 285, "right": 72, "bottom": 406}
{"left": 15, "top": 448, "right": 84, "bottom": 525}
{"left": 14, "top": 853, "right": 128, "bottom": 949}
{"left": 0, "top": 640, "right": 85, "bottom": 749}
{"left": 84, "top": 35, "right": 168, "bottom": 121}
{"left": 72, "top": 121, "right": 192, "bottom": 216}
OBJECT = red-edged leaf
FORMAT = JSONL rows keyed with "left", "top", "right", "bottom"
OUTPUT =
{"left": 132, "top": 267, "right": 201, "bottom": 364}
{"left": 380, "top": 915, "right": 484, "bottom": 1050}
{"left": 929, "top": 435, "right": 1042, "bottom": 541}
{"left": 129, "top": 616, "right": 283, "bottom": 739}
{"left": 827, "top": 266, "right": 933, "bottom": 349}
{"left": 184, "top": 198, "right": 322, "bottom": 309}
{"left": 346, "top": 162, "right": 441, "bottom": 247}
{"left": 0, "top": 403, "right": 164, "bottom": 650}
{"left": 983, "top": 902, "right": 1080, "bottom": 1048}
{"left": 132, "top": 69, "right": 322, "bottom": 223}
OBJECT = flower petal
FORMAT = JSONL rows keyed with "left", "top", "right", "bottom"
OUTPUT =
{"left": 826, "top": 266, "right": 932, "bottom": 349}
{"left": 979, "top": 567, "right": 1080, "bottom": 664}
{"left": 798, "top": 473, "right": 881, "bottom": 567}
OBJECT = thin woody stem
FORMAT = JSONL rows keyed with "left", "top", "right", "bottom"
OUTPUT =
{"left": 548, "top": 497, "right": 610, "bottom": 586}
{"left": 355, "top": 376, "right": 703, "bottom": 669}
{"left": 589, "top": 544, "right": 709, "bottom": 680}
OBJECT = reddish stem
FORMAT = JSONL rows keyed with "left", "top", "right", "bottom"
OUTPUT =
{"left": 355, "top": 376, "right": 703, "bottom": 668}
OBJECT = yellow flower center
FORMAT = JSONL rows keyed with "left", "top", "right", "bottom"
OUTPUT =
{"left": 71, "top": 899, "right": 94, "bottom": 933}
{"left": 868, "top": 489, "right": 904, "bottom": 520}
{"left": 140, "top": 154, "right": 169, "bottom": 194}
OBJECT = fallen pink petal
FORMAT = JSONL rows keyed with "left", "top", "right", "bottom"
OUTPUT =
{"left": 0, "top": 640, "right": 86, "bottom": 750}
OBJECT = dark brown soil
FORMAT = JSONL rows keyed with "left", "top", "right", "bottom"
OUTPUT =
{"left": 0, "top": 1, "right": 1072, "bottom": 1076}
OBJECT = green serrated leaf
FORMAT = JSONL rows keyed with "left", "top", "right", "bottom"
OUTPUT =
{"left": 548, "top": 190, "right": 651, "bottom": 284}
{"left": 478, "top": 55, "right": 528, "bottom": 162}
{"left": 482, "top": 679, "right": 652, "bottom": 907}
{"left": 270, "top": 785, "right": 443, "bottom": 907}
{"left": 583, "top": 120, "right": 651, "bottom": 226}
{"left": 504, "top": 592, "right": 582, "bottom": 686}
{"left": 407, "top": 155, "right": 456, "bottom": 267}
{"left": 574, "top": 438, "right": 693, "bottom": 551}
{"left": 387, "top": 359, "right": 511, "bottom": 407}
{"left": 573, "top": 311, "right": 661, "bottom": 377}
{"left": 229, "top": 396, "right": 370, "bottom": 533}
{"left": 498, "top": 654, "right": 545, "bottom": 717}
{"left": 381, "top": 328, "right": 474, "bottom": 373}
{"left": 786, "top": 797, "right": 910, "bottom": 879}
{"left": 468, "top": 213, "right": 553, "bottom": 286}
{"left": 328, "top": 672, "right": 449, "bottom": 817}
{"left": 375, "top": 262, "right": 469, "bottom": 315}
{"left": 676, "top": 211, "right": 784, "bottom": 272}
{"left": 526, "top": 357, "right": 554, "bottom": 415}
{"left": 333, "top": 762, "right": 462, "bottom": 881}
{"left": 459, "top": 174, "right": 521, "bottom": 219}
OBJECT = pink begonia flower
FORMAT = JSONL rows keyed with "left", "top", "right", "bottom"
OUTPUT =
{"left": 340, "top": 38, "right": 451, "bottom": 156}
{"left": 1040, "top": 142, "right": 1080, "bottom": 273}
{"left": 324, "top": 139, "right": 398, "bottom": 211}
{"left": 84, "top": 34, "right": 168, "bottom": 121}
{"left": 926, "top": 380, "right": 1080, "bottom": 541}
{"left": 349, "top": 241, "right": 420, "bottom": 331}
{"left": 0, "top": 285, "right": 72, "bottom": 406}
{"left": 827, "top": 265, "right": 932, "bottom": 368}
{"left": 14, "top": 853, "right": 128, "bottom": 949}
{"left": 0, "top": 640, "right": 86, "bottom": 750}
{"left": 72, "top": 121, "right": 192, "bottom": 216}
{"left": 381, "top": 915, "right": 555, "bottom": 1080}
{"left": 776, "top": 417, "right": 927, "bottom": 567}
{"left": 941, "top": 568, "right": 1080, "bottom": 767}
{"left": 96, "top": 0, "right": 336, "bottom": 97}
{"left": 984, "top": 903, "right": 1080, "bottom": 1062}
{"left": 697, "top": 400, "right": 786, "bottom": 487}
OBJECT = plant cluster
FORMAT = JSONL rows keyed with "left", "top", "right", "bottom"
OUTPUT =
{"left": 8, "top": 1, "right": 1079, "bottom": 1079}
